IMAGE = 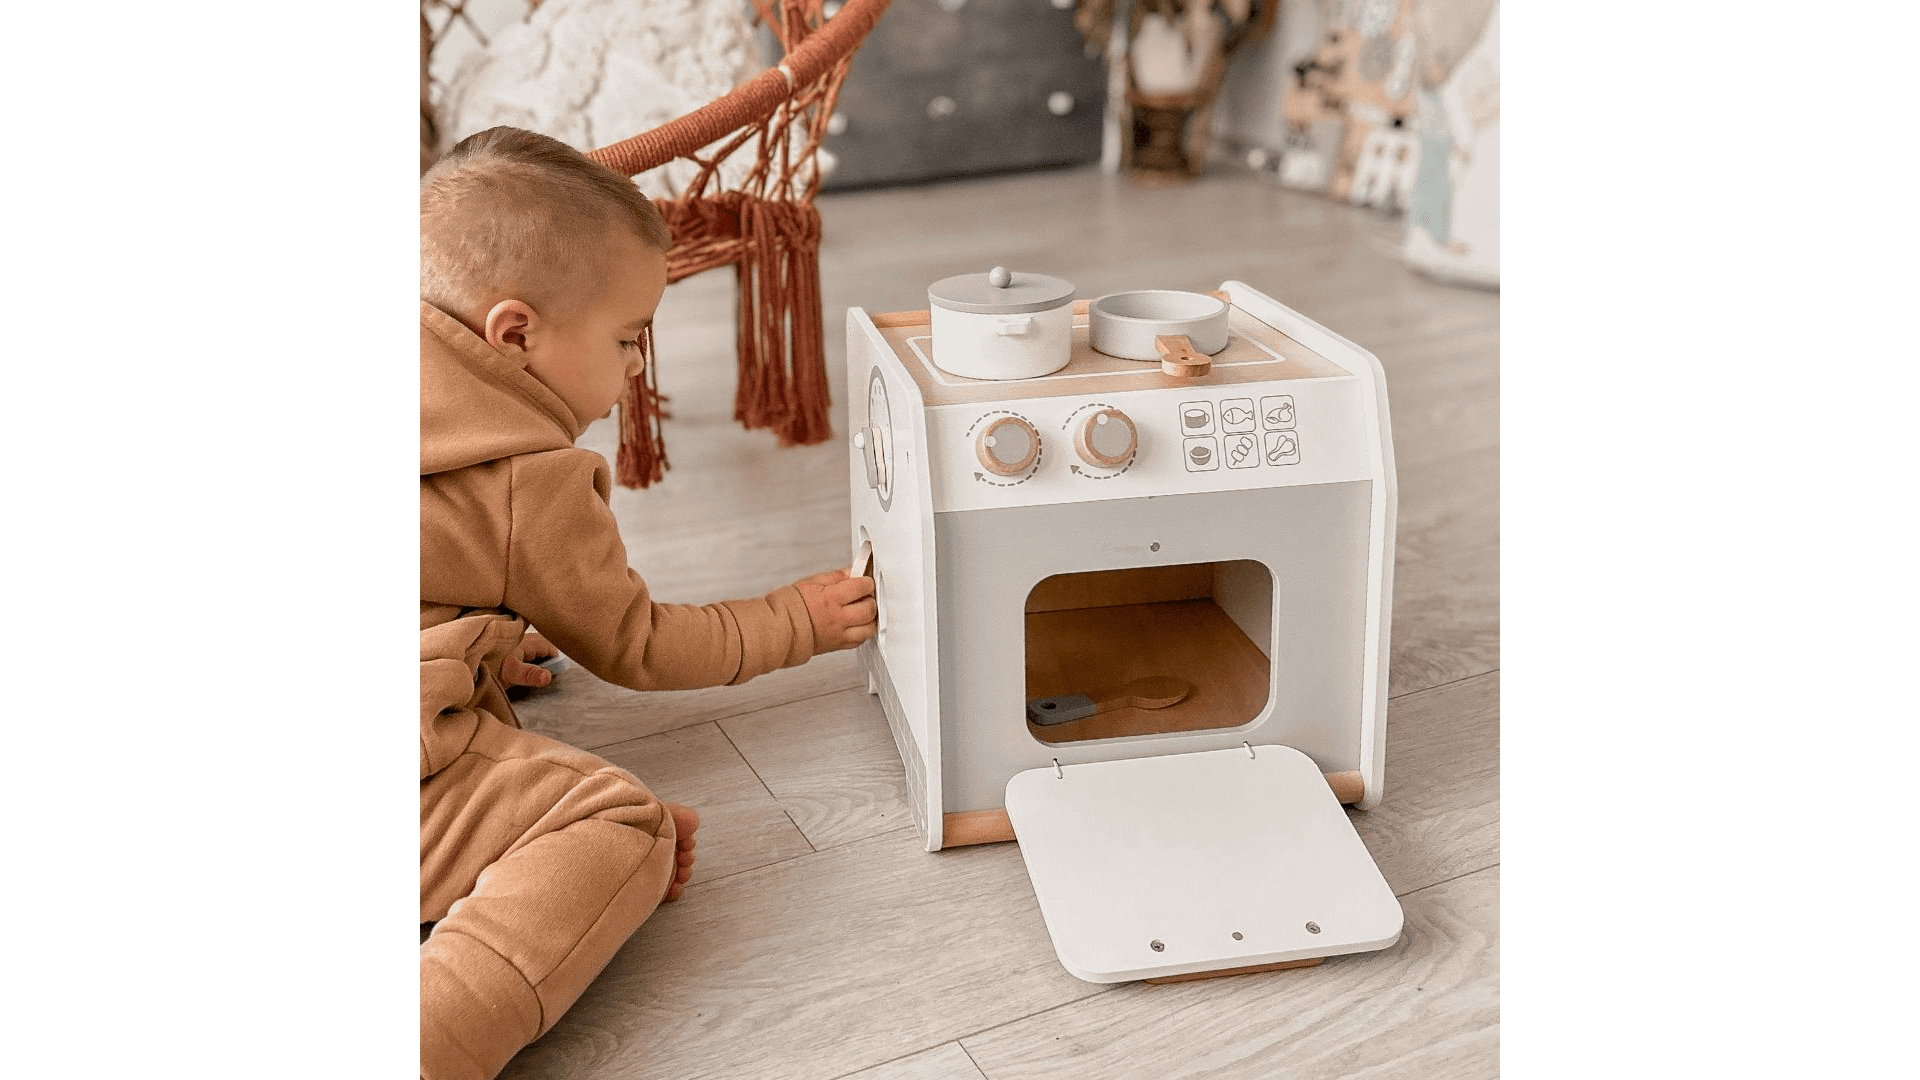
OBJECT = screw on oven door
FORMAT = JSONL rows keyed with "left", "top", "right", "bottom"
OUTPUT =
{"left": 1306, "top": 922, "right": 1321, "bottom": 934}
{"left": 1150, "top": 940, "right": 1165, "bottom": 952}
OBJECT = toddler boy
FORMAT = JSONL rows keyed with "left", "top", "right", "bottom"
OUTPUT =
{"left": 418, "top": 126, "right": 876, "bottom": 1080}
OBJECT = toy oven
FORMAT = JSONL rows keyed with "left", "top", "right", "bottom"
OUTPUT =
{"left": 845, "top": 282, "right": 1403, "bottom": 983}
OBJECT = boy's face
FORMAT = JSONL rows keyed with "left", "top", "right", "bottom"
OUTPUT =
{"left": 493, "top": 234, "right": 670, "bottom": 432}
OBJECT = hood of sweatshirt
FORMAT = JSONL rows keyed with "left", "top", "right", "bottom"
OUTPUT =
{"left": 420, "top": 301, "right": 586, "bottom": 475}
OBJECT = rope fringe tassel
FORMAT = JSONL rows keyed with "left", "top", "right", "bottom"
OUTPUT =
{"left": 616, "top": 193, "right": 832, "bottom": 488}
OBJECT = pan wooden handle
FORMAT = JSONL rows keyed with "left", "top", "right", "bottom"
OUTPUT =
{"left": 1155, "top": 334, "right": 1212, "bottom": 378}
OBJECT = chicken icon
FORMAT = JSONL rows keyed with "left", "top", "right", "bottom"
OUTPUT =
{"left": 1267, "top": 434, "right": 1296, "bottom": 463}
{"left": 1265, "top": 403, "right": 1294, "bottom": 427}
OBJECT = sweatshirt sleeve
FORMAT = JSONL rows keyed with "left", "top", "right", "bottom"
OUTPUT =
{"left": 500, "top": 449, "right": 817, "bottom": 691}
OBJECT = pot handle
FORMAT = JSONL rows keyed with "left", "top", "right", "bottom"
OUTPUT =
{"left": 993, "top": 314, "right": 1035, "bottom": 336}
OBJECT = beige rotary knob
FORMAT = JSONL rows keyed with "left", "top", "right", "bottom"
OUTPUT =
{"left": 976, "top": 415, "right": 1040, "bottom": 476}
{"left": 1074, "top": 408, "right": 1137, "bottom": 467}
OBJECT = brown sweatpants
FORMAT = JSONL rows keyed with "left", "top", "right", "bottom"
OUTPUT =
{"left": 420, "top": 615, "right": 676, "bottom": 1080}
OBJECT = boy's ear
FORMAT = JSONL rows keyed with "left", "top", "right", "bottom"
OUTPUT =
{"left": 483, "top": 300, "right": 537, "bottom": 355}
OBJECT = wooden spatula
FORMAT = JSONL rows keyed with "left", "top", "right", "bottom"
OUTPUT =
{"left": 1026, "top": 676, "right": 1192, "bottom": 725}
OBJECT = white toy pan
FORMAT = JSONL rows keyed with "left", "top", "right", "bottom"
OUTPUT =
{"left": 1088, "top": 290, "right": 1230, "bottom": 377}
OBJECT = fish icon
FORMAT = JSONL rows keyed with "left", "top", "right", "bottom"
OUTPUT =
{"left": 1223, "top": 405, "right": 1254, "bottom": 427}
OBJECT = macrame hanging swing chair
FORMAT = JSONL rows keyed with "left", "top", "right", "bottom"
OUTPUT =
{"left": 581, "top": 0, "right": 892, "bottom": 488}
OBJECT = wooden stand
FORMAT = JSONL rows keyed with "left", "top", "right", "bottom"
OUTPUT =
{"left": 1144, "top": 956, "right": 1323, "bottom": 984}
{"left": 1126, "top": 93, "right": 1212, "bottom": 180}
{"left": 941, "top": 768, "right": 1365, "bottom": 848}
{"left": 1112, "top": 4, "right": 1279, "bottom": 182}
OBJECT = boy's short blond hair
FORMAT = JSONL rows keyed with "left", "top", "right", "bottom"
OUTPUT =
{"left": 421, "top": 126, "right": 673, "bottom": 320}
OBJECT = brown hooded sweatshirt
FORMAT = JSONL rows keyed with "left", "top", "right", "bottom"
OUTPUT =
{"left": 419, "top": 301, "right": 816, "bottom": 723}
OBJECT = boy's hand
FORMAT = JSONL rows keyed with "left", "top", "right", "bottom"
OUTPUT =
{"left": 795, "top": 569, "right": 877, "bottom": 653}
{"left": 502, "top": 628, "right": 560, "bottom": 689}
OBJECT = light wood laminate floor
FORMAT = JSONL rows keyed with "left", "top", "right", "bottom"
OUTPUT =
{"left": 500, "top": 165, "right": 1499, "bottom": 1080}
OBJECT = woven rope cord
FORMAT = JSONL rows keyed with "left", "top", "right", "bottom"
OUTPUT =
{"left": 586, "top": 0, "right": 891, "bottom": 488}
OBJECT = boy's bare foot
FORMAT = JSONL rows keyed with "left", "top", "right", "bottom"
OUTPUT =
{"left": 663, "top": 802, "right": 699, "bottom": 902}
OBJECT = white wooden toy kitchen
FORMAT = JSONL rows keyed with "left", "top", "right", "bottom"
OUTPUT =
{"left": 846, "top": 269, "right": 1403, "bottom": 983}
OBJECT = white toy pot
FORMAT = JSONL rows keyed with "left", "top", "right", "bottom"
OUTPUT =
{"left": 928, "top": 266, "right": 1075, "bottom": 381}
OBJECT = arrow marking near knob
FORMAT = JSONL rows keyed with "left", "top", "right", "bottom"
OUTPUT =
{"left": 974, "top": 469, "right": 1032, "bottom": 487}
{"left": 1059, "top": 402, "right": 1119, "bottom": 430}
{"left": 1068, "top": 458, "right": 1132, "bottom": 479}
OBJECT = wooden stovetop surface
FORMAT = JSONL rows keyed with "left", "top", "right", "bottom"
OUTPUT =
{"left": 868, "top": 302, "right": 1354, "bottom": 407}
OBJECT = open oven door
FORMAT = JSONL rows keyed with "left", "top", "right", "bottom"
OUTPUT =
{"left": 1004, "top": 744, "right": 1402, "bottom": 983}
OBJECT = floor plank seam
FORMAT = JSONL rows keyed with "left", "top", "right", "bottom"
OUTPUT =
{"left": 778, "top": 805, "right": 816, "bottom": 853}
{"left": 1387, "top": 665, "right": 1501, "bottom": 703}
{"left": 684, "top": 849, "right": 817, "bottom": 892}
{"left": 714, "top": 722, "right": 819, "bottom": 854}
{"left": 1394, "top": 859, "right": 1499, "bottom": 900}
{"left": 819, "top": 1039, "right": 988, "bottom": 1080}
{"left": 571, "top": 678, "right": 870, "bottom": 756}
{"left": 689, "top": 824, "right": 918, "bottom": 892}
{"left": 951, "top": 985, "right": 1122, "bottom": 1056}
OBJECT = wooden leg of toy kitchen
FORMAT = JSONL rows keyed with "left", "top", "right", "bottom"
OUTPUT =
{"left": 1143, "top": 957, "right": 1324, "bottom": 984}
{"left": 940, "top": 770, "right": 1368, "bottom": 848}
{"left": 942, "top": 809, "right": 1020, "bottom": 847}
{"left": 1323, "top": 770, "right": 1365, "bottom": 805}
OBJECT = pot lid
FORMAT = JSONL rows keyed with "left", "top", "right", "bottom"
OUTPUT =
{"left": 929, "top": 265, "right": 1075, "bottom": 314}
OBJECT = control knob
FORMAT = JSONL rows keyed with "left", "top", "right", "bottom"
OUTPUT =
{"left": 1074, "top": 408, "right": 1137, "bottom": 468}
{"left": 976, "top": 415, "right": 1039, "bottom": 476}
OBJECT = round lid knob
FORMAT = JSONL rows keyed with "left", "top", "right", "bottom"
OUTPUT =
{"left": 976, "top": 415, "right": 1040, "bottom": 476}
{"left": 1075, "top": 408, "right": 1137, "bottom": 468}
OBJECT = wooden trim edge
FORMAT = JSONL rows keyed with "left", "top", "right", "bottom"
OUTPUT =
{"left": 939, "top": 770, "right": 1367, "bottom": 848}
{"left": 1143, "top": 956, "right": 1323, "bottom": 984}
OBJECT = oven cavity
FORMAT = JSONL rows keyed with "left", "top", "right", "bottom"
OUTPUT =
{"left": 1023, "top": 561, "right": 1272, "bottom": 744}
